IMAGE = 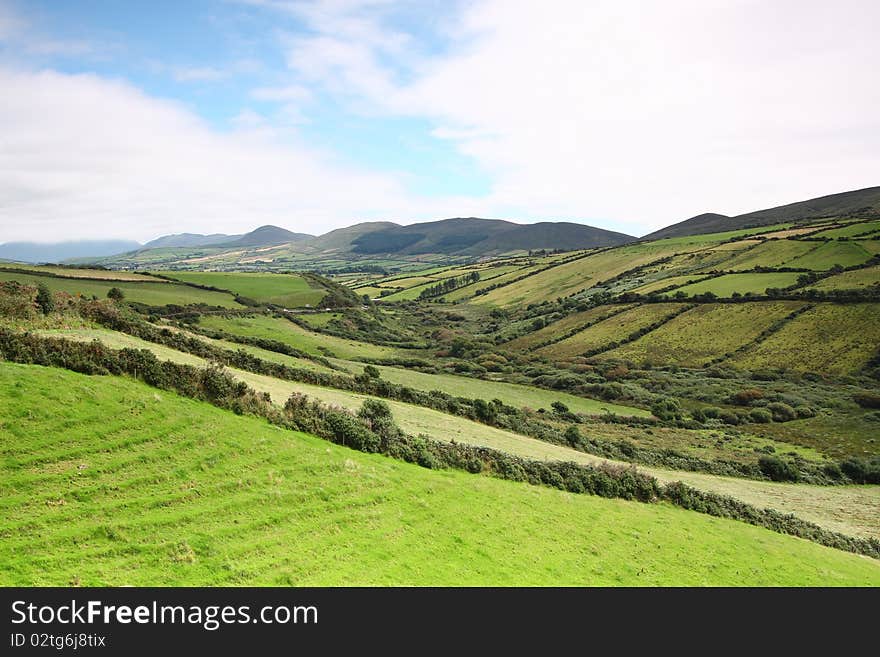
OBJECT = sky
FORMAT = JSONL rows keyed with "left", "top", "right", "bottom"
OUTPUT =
{"left": 0, "top": 0, "right": 878, "bottom": 243}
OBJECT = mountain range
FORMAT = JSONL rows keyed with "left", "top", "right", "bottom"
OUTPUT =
{"left": 1, "top": 186, "right": 877, "bottom": 264}
{"left": 643, "top": 185, "right": 880, "bottom": 240}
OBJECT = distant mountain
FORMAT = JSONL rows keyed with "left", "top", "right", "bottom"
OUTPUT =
{"left": 143, "top": 233, "right": 241, "bottom": 249}
{"left": 217, "top": 225, "right": 313, "bottom": 248}
{"left": 0, "top": 240, "right": 142, "bottom": 264}
{"left": 305, "top": 222, "right": 401, "bottom": 253}
{"left": 464, "top": 221, "right": 635, "bottom": 254}
{"left": 643, "top": 186, "right": 880, "bottom": 240}
{"left": 348, "top": 218, "right": 634, "bottom": 255}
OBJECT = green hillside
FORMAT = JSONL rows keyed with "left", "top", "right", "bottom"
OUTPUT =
{"left": 3, "top": 363, "right": 877, "bottom": 586}
{"left": 157, "top": 271, "right": 327, "bottom": 307}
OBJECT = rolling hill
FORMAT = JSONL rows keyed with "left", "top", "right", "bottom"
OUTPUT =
{"left": 643, "top": 186, "right": 880, "bottom": 240}
{"left": 348, "top": 217, "right": 634, "bottom": 255}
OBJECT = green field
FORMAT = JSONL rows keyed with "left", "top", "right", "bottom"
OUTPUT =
{"left": 729, "top": 303, "right": 880, "bottom": 375}
{"left": 197, "top": 314, "right": 405, "bottom": 360}
{"left": 472, "top": 244, "right": 697, "bottom": 307}
{"left": 157, "top": 271, "right": 326, "bottom": 307}
{"left": 706, "top": 240, "right": 817, "bottom": 271}
{"left": 506, "top": 305, "right": 634, "bottom": 350}
{"left": 808, "top": 266, "right": 880, "bottom": 291}
{"left": 0, "top": 270, "right": 242, "bottom": 308}
{"left": 3, "top": 363, "right": 878, "bottom": 585}
{"left": 784, "top": 240, "right": 875, "bottom": 270}
{"left": 603, "top": 302, "right": 805, "bottom": 367}
{"left": 0, "top": 265, "right": 156, "bottom": 281}
{"left": 627, "top": 275, "right": 708, "bottom": 295}
{"left": 334, "top": 359, "right": 651, "bottom": 417}
{"left": 672, "top": 272, "right": 803, "bottom": 297}
{"left": 26, "top": 329, "right": 880, "bottom": 539}
{"left": 811, "top": 220, "right": 880, "bottom": 239}
{"left": 537, "top": 304, "right": 683, "bottom": 359}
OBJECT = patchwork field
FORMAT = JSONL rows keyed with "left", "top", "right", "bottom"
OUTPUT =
{"left": 672, "top": 272, "right": 803, "bottom": 297}
{"left": 784, "top": 240, "right": 874, "bottom": 270}
{"left": 704, "top": 240, "right": 817, "bottom": 271}
{"left": 473, "top": 243, "right": 698, "bottom": 307}
{"left": 808, "top": 265, "right": 880, "bottom": 291}
{"left": 601, "top": 302, "right": 805, "bottom": 367}
{"left": 505, "top": 305, "right": 635, "bottom": 350}
{"left": 157, "top": 271, "right": 326, "bottom": 307}
{"left": 0, "top": 270, "right": 242, "bottom": 308}
{"left": 728, "top": 303, "right": 880, "bottom": 375}
{"left": 3, "top": 364, "right": 879, "bottom": 585}
{"left": 537, "top": 303, "right": 683, "bottom": 359}
{"left": 29, "top": 327, "right": 879, "bottom": 539}
{"left": 197, "top": 314, "right": 406, "bottom": 360}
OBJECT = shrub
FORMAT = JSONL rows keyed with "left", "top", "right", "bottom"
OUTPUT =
{"left": 732, "top": 388, "right": 764, "bottom": 405}
{"left": 362, "top": 364, "right": 381, "bottom": 379}
{"left": 564, "top": 425, "right": 582, "bottom": 448}
{"left": 107, "top": 287, "right": 125, "bottom": 301}
{"left": 758, "top": 455, "right": 799, "bottom": 482}
{"left": 853, "top": 392, "right": 880, "bottom": 409}
{"left": 35, "top": 283, "right": 54, "bottom": 314}
{"left": 748, "top": 408, "right": 773, "bottom": 423}
{"left": 766, "top": 402, "right": 798, "bottom": 422}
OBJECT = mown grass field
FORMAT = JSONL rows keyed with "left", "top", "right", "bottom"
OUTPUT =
{"left": 729, "top": 303, "right": 880, "bottom": 375}
{"left": 537, "top": 303, "right": 682, "bottom": 359}
{"left": 157, "top": 271, "right": 326, "bottom": 307}
{"left": 784, "top": 240, "right": 874, "bottom": 270}
{"left": 808, "top": 265, "right": 880, "bottom": 291}
{"left": 3, "top": 363, "right": 878, "bottom": 585}
{"left": 602, "top": 302, "right": 805, "bottom": 367}
{"left": 672, "top": 272, "right": 803, "bottom": 297}
{"left": 811, "top": 220, "right": 880, "bottom": 239}
{"left": 705, "top": 240, "right": 817, "bottom": 271}
{"left": 29, "top": 327, "right": 880, "bottom": 538}
{"left": 0, "top": 270, "right": 242, "bottom": 308}
{"left": 197, "top": 314, "right": 405, "bottom": 360}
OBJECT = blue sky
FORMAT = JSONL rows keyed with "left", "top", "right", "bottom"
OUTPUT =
{"left": 1, "top": 0, "right": 878, "bottom": 242}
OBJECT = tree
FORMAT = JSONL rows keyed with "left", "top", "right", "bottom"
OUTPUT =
{"left": 564, "top": 425, "right": 582, "bottom": 448}
{"left": 35, "top": 283, "right": 54, "bottom": 314}
{"left": 107, "top": 287, "right": 125, "bottom": 301}
{"left": 362, "top": 365, "right": 381, "bottom": 379}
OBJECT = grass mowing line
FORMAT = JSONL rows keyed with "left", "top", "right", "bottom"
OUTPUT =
{"left": 5, "top": 366, "right": 879, "bottom": 585}
{"left": 23, "top": 329, "right": 880, "bottom": 541}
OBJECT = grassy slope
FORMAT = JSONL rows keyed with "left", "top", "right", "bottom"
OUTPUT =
{"left": 784, "top": 241, "right": 874, "bottom": 270}
{"left": 708, "top": 240, "right": 817, "bottom": 271}
{"left": 197, "top": 315, "right": 405, "bottom": 360}
{"left": 809, "top": 265, "right": 880, "bottom": 291}
{"left": 672, "top": 272, "right": 803, "bottom": 297}
{"left": 0, "top": 271, "right": 241, "bottom": 308}
{"left": 27, "top": 329, "right": 879, "bottom": 539}
{"left": 2, "top": 363, "right": 878, "bottom": 586}
{"left": 0, "top": 265, "right": 156, "bottom": 281}
{"left": 332, "top": 359, "right": 650, "bottom": 417}
{"left": 602, "top": 302, "right": 804, "bottom": 367}
{"left": 157, "top": 271, "right": 326, "bottom": 307}
{"left": 505, "top": 305, "right": 634, "bottom": 351}
{"left": 472, "top": 245, "right": 691, "bottom": 307}
{"left": 538, "top": 304, "right": 682, "bottom": 359}
{"left": 729, "top": 303, "right": 880, "bottom": 375}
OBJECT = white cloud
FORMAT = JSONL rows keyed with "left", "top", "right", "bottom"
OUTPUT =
{"left": 272, "top": 0, "right": 880, "bottom": 233}
{"left": 0, "top": 67, "right": 488, "bottom": 243}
